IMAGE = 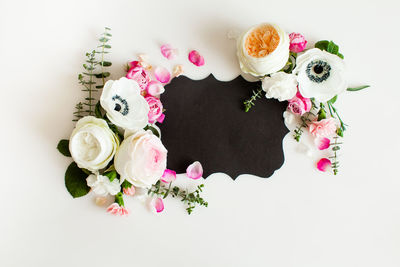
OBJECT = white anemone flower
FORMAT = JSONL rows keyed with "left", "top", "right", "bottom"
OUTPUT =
{"left": 293, "top": 48, "right": 347, "bottom": 102}
{"left": 100, "top": 77, "right": 149, "bottom": 131}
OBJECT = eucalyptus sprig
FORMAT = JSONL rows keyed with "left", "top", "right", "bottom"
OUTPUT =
{"left": 329, "top": 136, "right": 343, "bottom": 175}
{"left": 148, "top": 181, "right": 208, "bottom": 215}
{"left": 244, "top": 87, "right": 264, "bottom": 112}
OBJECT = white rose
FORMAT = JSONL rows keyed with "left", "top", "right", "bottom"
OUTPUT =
{"left": 114, "top": 130, "right": 167, "bottom": 188}
{"left": 237, "top": 23, "right": 290, "bottom": 77}
{"left": 86, "top": 174, "right": 120, "bottom": 196}
{"left": 69, "top": 116, "right": 119, "bottom": 172}
{"left": 262, "top": 72, "right": 297, "bottom": 101}
{"left": 100, "top": 77, "right": 149, "bottom": 131}
{"left": 293, "top": 48, "right": 347, "bottom": 102}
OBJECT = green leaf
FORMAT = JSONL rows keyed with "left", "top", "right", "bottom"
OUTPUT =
{"left": 144, "top": 125, "right": 160, "bottom": 138}
{"left": 57, "top": 139, "right": 71, "bottom": 157}
{"left": 327, "top": 41, "right": 339, "bottom": 55}
{"left": 347, "top": 85, "right": 370, "bottom": 91}
{"left": 328, "top": 95, "right": 337, "bottom": 104}
{"left": 99, "top": 37, "right": 109, "bottom": 42}
{"left": 94, "top": 101, "right": 103, "bottom": 118}
{"left": 102, "top": 61, "right": 112, "bottom": 67}
{"left": 94, "top": 72, "right": 110, "bottom": 79}
{"left": 65, "top": 162, "right": 90, "bottom": 198}
{"left": 104, "top": 45, "right": 112, "bottom": 49}
{"left": 315, "top": 40, "right": 329, "bottom": 50}
{"left": 104, "top": 170, "right": 117, "bottom": 182}
{"left": 337, "top": 52, "right": 344, "bottom": 59}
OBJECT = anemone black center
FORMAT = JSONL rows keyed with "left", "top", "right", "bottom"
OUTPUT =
{"left": 159, "top": 74, "right": 288, "bottom": 179}
{"left": 114, "top": 103, "right": 121, "bottom": 112}
{"left": 314, "top": 65, "right": 323, "bottom": 74}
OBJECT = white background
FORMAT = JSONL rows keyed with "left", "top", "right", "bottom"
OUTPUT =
{"left": 1, "top": 0, "right": 399, "bottom": 266}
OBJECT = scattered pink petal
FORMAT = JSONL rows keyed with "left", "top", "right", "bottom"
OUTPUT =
{"left": 151, "top": 197, "right": 164, "bottom": 213}
{"left": 186, "top": 161, "right": 203, "bottom": 179}
{"left": 123, "top": 186, "right": 136, "bottom": 196}
{"left": 317, "top": 158, "right": 332, "bottom": 172}
{"left": 188, "top": 50, "right": 205, "bottom": 66}
{"left": 315, "top": 137, "right": 331, "bottom": 150}
{"left": 172, "top": 64, "right": 184, "bottom": 77}
{"left": 107, "top": 203, "right": 129, "bottom": 216}
{"left": 154, "top": 66, "right": 171, "bottom": 83}
{"left": 161, "top": 169, "right": 176, "bottom": 183}
{"left": 160, "top": 44, "right": 178, "bottom": 60}
{"left": 146, "top": 81, "right": 165, "bottom": 96}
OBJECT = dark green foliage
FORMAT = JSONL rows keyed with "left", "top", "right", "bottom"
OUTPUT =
{"left": 65, "top": 162, "right": 90, "bottom": 198}
{"left": 315, "top": 40, "right": 344, "bottom": 59}
{"left": 57, "top": 139, "right": 71, "bottom": 157}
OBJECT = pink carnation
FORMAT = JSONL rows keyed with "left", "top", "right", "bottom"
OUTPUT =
{"left": 107, "top": 203, "right": 129, "bottom": 216}
{"left": 309, "top": 118, "right": 338, "bottom": 138}
{"left": 287, "top": 92, "right": 312, "bottom": 115}
{"left": 126, "top": 61, "right": 151, "bottom": 91}
{"left": 145, "top": 96, "right": 165, "bottom": 124}
{"left": 289, "top": 33, "right": 307, "bottom": 53}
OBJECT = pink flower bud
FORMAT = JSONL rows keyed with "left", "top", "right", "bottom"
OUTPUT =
{"left": 289, "top": 33, "right": 307, "bottom": 53}
{"left": 145, "top": 96, "right": 164, "bottom": 124}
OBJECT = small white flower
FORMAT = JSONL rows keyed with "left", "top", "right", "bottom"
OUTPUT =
{"left": 100, "top": 77, "right": 149, "bottom": 131}
{"left": 69, "top": 116, "right": 119, "bottom": 172}
{"left": 262, "top": 72, "right": 297, "bottom": 101}
{"left": 293, "top": 48, "right": 347, "bottom": 102}
{"left": 87, "top": 174, "right": 120, "bottom": 196}
{"left": 237, "top": 23, "right": 290, "bottom": 77}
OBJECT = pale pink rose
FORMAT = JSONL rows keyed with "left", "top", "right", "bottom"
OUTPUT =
{"left": 317, "top": 158, "right": 331, "bottom": 172}
{"left": 145, "top": 96, "right": 164, "bottom": 124}
{"left": 126, "top": 61, "right": 151, "bottom": 91}
{"left": 289, "top": 33, "right": 307, "bottom": 53}
{"left": 287, "top": 92, "right": 312, "bottom": 115}
{"left": 123, "top": 186, "right": 136, "bottom": 196}
{"left": 309, "top": 118, "right": 338, "bottom": 138}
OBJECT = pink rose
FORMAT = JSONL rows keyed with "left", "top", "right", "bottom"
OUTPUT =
{"left": 289, "top": 33, "right": 307, "bottom": 53}
{"left": 287, "top": 92, "right": 312, "bottom": 115}
{"left": 126, "top": 61, "right": 150, "bottom": 91}
{"left": 309, "top": 118, "right": 338, "bottom": 138}
{"left": 145, "top": 96, "right": 165, "bottom": 124}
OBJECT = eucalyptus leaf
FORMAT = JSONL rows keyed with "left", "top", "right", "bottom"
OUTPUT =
{"left": 65, "top": 162, "right": 90, "bottom": 198}
{"left": 95, "top": 72, "right": 110, "bottom": 79}
{"left": 102, "top": 61, "right": 112, "bottom": 67}
{"left": 347, "top": 85, "right": 370, "bottom": 91}
{"left": 57, "top": 139, "right": 71, "bottom": 157}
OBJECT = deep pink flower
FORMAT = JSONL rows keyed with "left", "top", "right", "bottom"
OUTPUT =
{"left": 287, "top": 92, "right": 312, "bottom": 115}
{"left": 186, "top": 161, "right": 203, "bottom": 179}
{"left": 161, "top": 44, "right": 178, "bottom": 60}
{"left": 123, "top": 186, "right": 136, "bottom": 196}
{"left": 145, "top": 96, "right": 164, "bottom": 124}
{"left": 315, "top": 137, "right": 331, "bottom": 150}
{"left": 126, "top": 61, "right": 151, "bottom": 91}
{"left": 106, "top": 203, "right": 129, "bottom": 216}
{"left": 289, "top": 33, "right": 307, "bottom": 53}
{"left": 317, "top": 158, "right": 332, "bottom": 172}
{"left": 154, "top": 66, "right": 171, "bottom": 83}
{"left": 188, "top": 50, "right": 205, "bottom": 66}
{"left": 161, "top": 169, "right": 176, "bottom": 183}
{"left": 309, "top": 118, "right": 338, "bottom": 138}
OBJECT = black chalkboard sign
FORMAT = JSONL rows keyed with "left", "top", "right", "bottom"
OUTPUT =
{"left": 160, "top": 74, "right": 288, "bottom": 179}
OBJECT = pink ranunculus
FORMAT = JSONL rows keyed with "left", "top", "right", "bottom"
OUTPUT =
{"left": 287, "top": 92, "right": 312, "bottom": 115}
{"left": 126, "top": 61, "right": 151, "bottom": 91}
{"left": 309, "top": 118, "right": 338, "bottom": 138}
{"left": 289, "top": 33, "right": 307, "bottom": 53}
{"left": 145, "top": 96, "right": 164, "bottom": 124}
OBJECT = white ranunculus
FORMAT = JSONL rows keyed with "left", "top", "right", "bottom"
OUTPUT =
{"left": 293, "top": 48, "right": 347, "bottom": 102}
{"left": 86, "top": 174, "right": 120, "bottom": 196}
{"left": 69, "top": 116, "right": 119, "bottom": 172}
{"left": 237, "top": 23, "right": 290, "bottom": 77}
{"left": 100, "top": 77, "right": 149, "bottom": 131}
{"left": 114, "top": 130, "right": 167, "bottom": 188}
{"left": 262, "top": 72, "right": 297, "bottom": 101}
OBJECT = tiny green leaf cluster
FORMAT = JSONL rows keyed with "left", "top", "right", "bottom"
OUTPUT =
{"left": 243, "top": 87, "right": 264, "bottom": 112}
{"left": 148, "top": 181, "right": 208, "bottom": 215}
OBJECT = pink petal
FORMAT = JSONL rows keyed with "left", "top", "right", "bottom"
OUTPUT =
{"left": 153, "top": 197, "right": 164, "bottom": 213}
{"left": 107, "top": 203, "right": 120, "bottom": 215}
{"left": 172, "top": 64, "right": 184, "bottom": 77}
{"left": 146, "top": 81, "right": 165, "bottom": 96}
{"left": 188, "top": 50, "right": 205, "bottom": 66}
{"left": 123, "top": 186, "right": 136, "bottom": 196}
{"left": 161, "top": 169, "right": 176, "bottom": 183}
{"left": 315, "top": 137, "right": 331, "bottom": 150}
{"left": 154, "top": 66, "right": 171, "bottom": 83}
{"left": 157, "top": 113, "right": 165, "bottom": 123}
{"left": 160, "top": 44, "right": 178, "bottom": 60}
{"left": 317, "top": 158, "right": 332, "bottom": 172}
{"left": 186, "top": 161, "right": 203, "bottom": 179}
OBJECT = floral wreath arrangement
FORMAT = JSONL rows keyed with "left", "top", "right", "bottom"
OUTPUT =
{"left": 238, "top": 23, "right": 369, "bottom": 174}
{"left": 57, "top": 28, "right": 208, "bottom": 216}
